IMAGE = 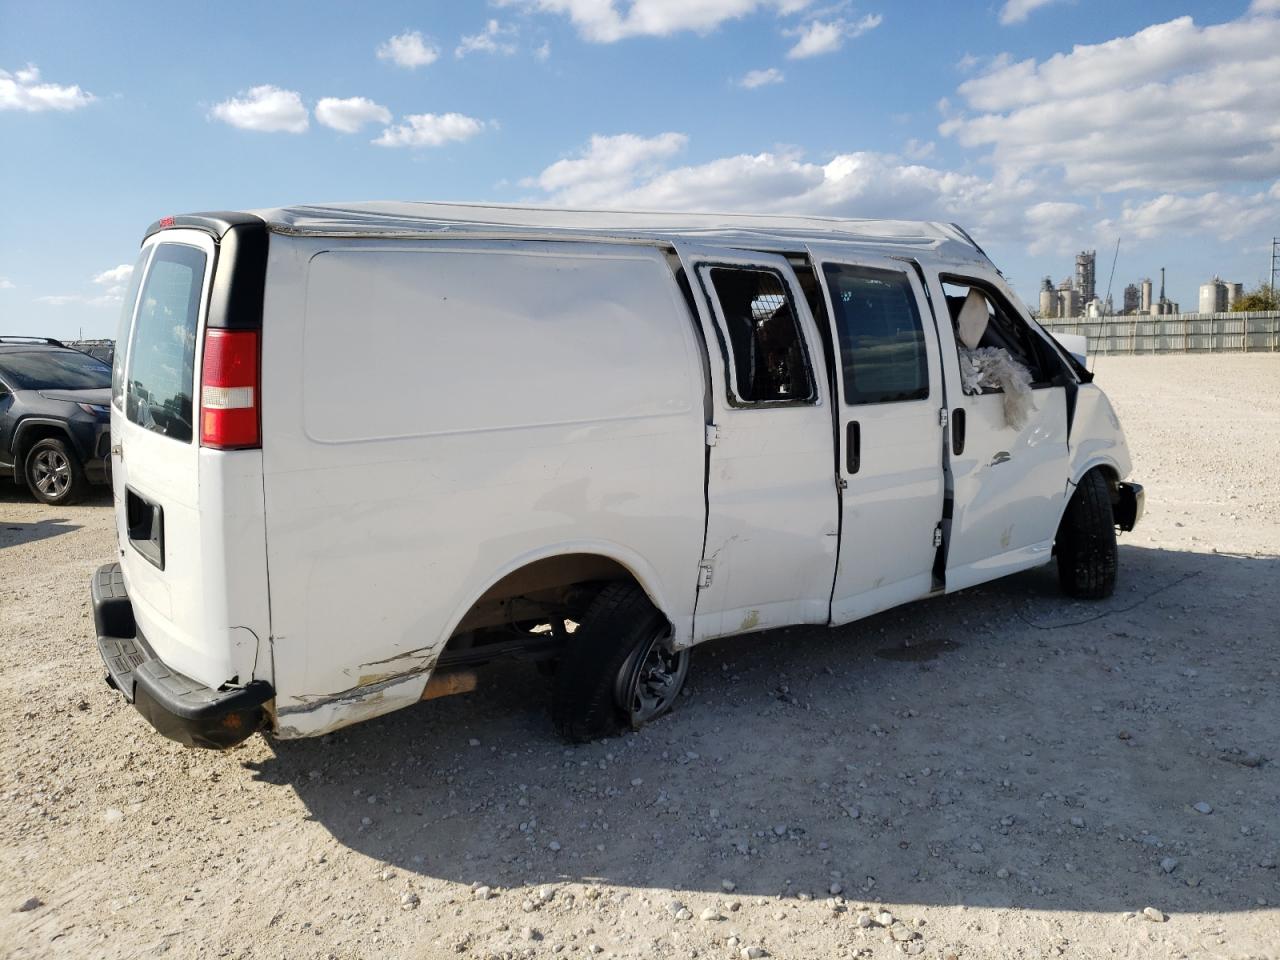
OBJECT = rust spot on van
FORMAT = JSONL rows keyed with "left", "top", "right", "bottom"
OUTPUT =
{"left": 1000, "top": 526, "right": 1013, "bottom": 549}
{"left": 740, "top": 610, "right": 760, "bottom": 631}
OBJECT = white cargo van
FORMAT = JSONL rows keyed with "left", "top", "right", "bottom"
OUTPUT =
{"left": 92, "top": 203, "right": 1142, "bottom": 749}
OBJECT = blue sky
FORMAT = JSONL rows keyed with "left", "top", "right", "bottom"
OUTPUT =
{"left": 3, "top": 0, "right": 1278, "bottom": 339}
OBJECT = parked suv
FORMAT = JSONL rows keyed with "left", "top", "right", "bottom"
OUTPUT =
{"left": 0, "top": 337, "right": 113, "bottom": 504}
{"left": 91, "top": 205, "right": 1142, "bottom": 750}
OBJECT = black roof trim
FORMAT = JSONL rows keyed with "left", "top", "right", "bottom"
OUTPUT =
{"left": 143, "top": 211, "right": 265, "bottom": 241}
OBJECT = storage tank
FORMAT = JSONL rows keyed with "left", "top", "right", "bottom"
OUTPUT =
{"left": 1039, "top": 277, "right": 1056, "bottom": 318}
{"left": 1226, "top": 282, "right": 1244, "bottom": 309}
{"left": 1199, "top": 281, "right": 1222, "bottom": 315}
{"left": 1059, "top": 288, "right": 1080, "bottom": 318}
{"left": 1140, "top": 278, "right": 1152, "bottom": 313}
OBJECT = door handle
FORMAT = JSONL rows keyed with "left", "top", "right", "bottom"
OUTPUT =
{"left": 952, "top": 408, "right": 966, "bottom": 455}
{"left": 847, "top": 420, "right": 861, "bottom": 474}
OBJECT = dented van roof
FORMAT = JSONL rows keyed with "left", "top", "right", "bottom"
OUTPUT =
{"left": 247, "top": 200, "right": 990, "bottom": 263}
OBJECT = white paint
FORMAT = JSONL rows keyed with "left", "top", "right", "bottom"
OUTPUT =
{"left": 262, "top": 240, "right": 707, "bottom": 718}
{"left": 807, "top": 245, "right": 946, "bottom": 625}
{"left": 106, "top": 208, "right": 1137, "bottom": 741}
{"left": 110, "top": 230, "right": 272, "bottom": 691}
{"left": 674, "top": 243, "right": 838, "bottom": 641}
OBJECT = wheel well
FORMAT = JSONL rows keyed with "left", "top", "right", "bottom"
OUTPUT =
{"left": 450, "top": 554, "right": 637, "bottom": 637}
{"left": 12, "top": 423, "right": 72, "bottom": 481}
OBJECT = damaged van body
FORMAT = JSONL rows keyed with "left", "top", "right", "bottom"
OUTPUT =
{"left": 91, "top": 203, "right": 1143, "bottom": 749}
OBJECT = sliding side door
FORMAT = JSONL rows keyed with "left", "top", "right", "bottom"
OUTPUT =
{"left": 675, "top": 243, "right": 839, "bottom": 642}
{"left": 808, "top": 246, "right": 947, "bottom": 624}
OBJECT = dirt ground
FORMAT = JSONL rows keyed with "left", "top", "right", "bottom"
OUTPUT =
{"left": 2, "top": 354, "right": 1277, "bottom": 960}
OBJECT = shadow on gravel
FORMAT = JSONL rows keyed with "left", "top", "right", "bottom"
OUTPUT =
{"left": 0, "top": 481, "right": 112, "bottom": 508}
{"left": 0, "top": 517, "right": 82, "bottom": 548}
{"left": 248, "top": 544, "right": 1279, "bottom": 916}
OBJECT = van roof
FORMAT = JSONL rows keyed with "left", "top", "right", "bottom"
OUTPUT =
{"left": 244, "top": 201, "right": 991, "bottom": 265}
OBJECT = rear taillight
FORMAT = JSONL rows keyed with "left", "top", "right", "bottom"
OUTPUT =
{"left": 200, "top": 329, "right": 260, "bottom": 449}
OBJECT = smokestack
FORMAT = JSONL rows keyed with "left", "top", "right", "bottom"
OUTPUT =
{"left": 1159, "top": 267, "right": 1165, "bottom": 303}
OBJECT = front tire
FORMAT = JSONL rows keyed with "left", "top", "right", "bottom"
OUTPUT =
{"left": 24, "top": 437, "right": 87, "bottom": 505}
{"left": 1056, "top": 469, "right": 1117, "bottom": 599}
{"left": 552, "top": 582, "right": 689, "bottom": 742}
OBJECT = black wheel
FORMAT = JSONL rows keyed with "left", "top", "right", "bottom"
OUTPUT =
{"left": 1056, "top": 469, "right": 1117, "bottom": 599}
{"left": 552, "top": 582, "right": 689, "bottom": 742}
{"left": 24, "top": 437, "right": 87, "bottom": 505}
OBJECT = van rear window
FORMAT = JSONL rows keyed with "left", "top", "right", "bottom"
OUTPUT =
{"left": 124, "top": 244, "right": 207, "bottom": 443}
{"left": 111, "top": 249, "right": 150, "bottom": 409}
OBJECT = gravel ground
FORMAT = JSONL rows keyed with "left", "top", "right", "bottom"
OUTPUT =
{"left": 2, "top": 354, "right": 1278, "bottom": 960}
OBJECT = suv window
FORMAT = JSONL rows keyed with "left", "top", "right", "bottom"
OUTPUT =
{"left": 124, "top": 243, "right": 207, "bottom": 443}
{"left": 705, "top": 267, "right": 814, "bottom": 404}
{"left": 0, "top": 349, "right": 111, "bottom": 391}
{"left": 823, "top": 264, "right": 929, "bottom": 405}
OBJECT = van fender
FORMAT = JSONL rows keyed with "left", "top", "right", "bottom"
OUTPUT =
{"left": 438, "top": 540, "right": 689, "bottom": 652}
{"left": 1053, "top": 456, "right": 1122, "bottom": 539}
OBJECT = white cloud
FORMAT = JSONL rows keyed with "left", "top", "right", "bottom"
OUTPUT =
{"left": 373, "top": 112, "right": 487, "bottom": 148}
{"left": 903, "top": 138, "right": 934, "bottom": 160}
{"left": 534, "top": 41, "right": 552, "bottom": 60}
{"left": 456, "top": 20, "right": 518, "bottom": 57}
{"left": 1098, "top": 185, "right": 1280, "bottom": 241}
{"left": 523, "top": 131, "right": 1045, "bottom": 248}
{"left": 377, "top": 30, "right": 440, "bottom": 69}
{"left": 1024, "top": 201, "right": 1087, "bottom": 255}
{"left": 785, "top": 14, "right": 881, "bottom": 59}
{"left": 210, "top": 85, "right": 308, "bottom": 133}
{"left": 316, "top": 96, "right": 392, "bottom": 133}
{"left": 528, "top": 132, "right": 689, "bottom": 205}
{"left": 0, "top": 277, "right": 14, "bottom": 290}
{"left": 739, "top": 67, "right": 784, "bottom": 88}
{"left": 37, "top": 263, "right": 134, "bottom": 307}
{"left": 942, "top": 14, "right": 1280, "bottom": 192}
{"left": 998, "top": 0, "right": 1063, "bottom": 26}
{"left": 1250, "top": 0, "right": 1280, "bottom": 12}
{"left": 0, "top": 64, "right": 94, "bottom": 112}
{"left": 510, "top": 0, "right": 813, "bottom": 43}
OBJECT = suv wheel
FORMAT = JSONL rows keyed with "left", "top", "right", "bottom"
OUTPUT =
{"left": 552, "top": 582, "right": 689, "bottom": 742}
{"left": 1055, "top": 469, "right": 1117, "bottom": 599}
{"left": 24, "top": 437, "right": 87, "bottom": 505}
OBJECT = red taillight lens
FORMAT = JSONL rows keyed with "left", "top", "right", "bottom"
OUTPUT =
{"left": 200, "top": 329, "right": 260, "bottom": 449}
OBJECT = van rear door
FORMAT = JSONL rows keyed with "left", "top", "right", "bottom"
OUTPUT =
{"left": 111, "top": 226, "right": 269, "bottom": 692}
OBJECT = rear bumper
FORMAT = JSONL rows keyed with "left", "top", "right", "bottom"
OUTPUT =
{"left": 91, "top": 563, "right": 273, "bottom": 749}
{"left": 1115, "top": 481, "right": 1144, "bottom": 532}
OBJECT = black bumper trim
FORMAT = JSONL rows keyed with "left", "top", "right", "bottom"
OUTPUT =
{"left": 1116, "top": 481, "right": 1144, "bottom": 532}
{"left": 91, "top": 562, "right": 273, "bottom": 749}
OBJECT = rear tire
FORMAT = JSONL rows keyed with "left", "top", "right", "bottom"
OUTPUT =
{"left": 1056, "top": 469, "right": 1117, "bottom": 599}
{"left": 552, "top": 582, "right": 688, "bottom": 743}
{"left": 24, "top": 437, "right": 87, "bottom": 505}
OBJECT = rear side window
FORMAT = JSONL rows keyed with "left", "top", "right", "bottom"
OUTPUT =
{"left": 705, "top": 267, "right": 815, "bottom": 404}
{"left": 124, "top": 244, "right": 207, "bottom": 443}
{"left": 823, "top": 264, "right": 929, "bottom": 404}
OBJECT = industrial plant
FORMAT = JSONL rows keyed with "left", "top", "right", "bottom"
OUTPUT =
{"left": 1034, "top": 249, "right": 1244, "bottom": 319}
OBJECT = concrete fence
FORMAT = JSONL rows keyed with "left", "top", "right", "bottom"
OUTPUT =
{"left": 1038, "top": 312, "right": 1280, "bottom": 354}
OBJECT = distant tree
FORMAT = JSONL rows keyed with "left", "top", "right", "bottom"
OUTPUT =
{"left": 1232, "top": 283, "right": 1278, "bottom": 311}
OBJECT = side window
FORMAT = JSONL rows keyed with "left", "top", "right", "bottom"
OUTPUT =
{"left": 822, "top": 264, "right": 929, "bottom": 404}
{"left": 942, "top": 278, "right": 1062, "bottom": 387}
{"left": 705, "top": 267, "right": 815, "bottom": 404}
{"left": 125, "top": 243, "right": 207, "bottom": 443}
